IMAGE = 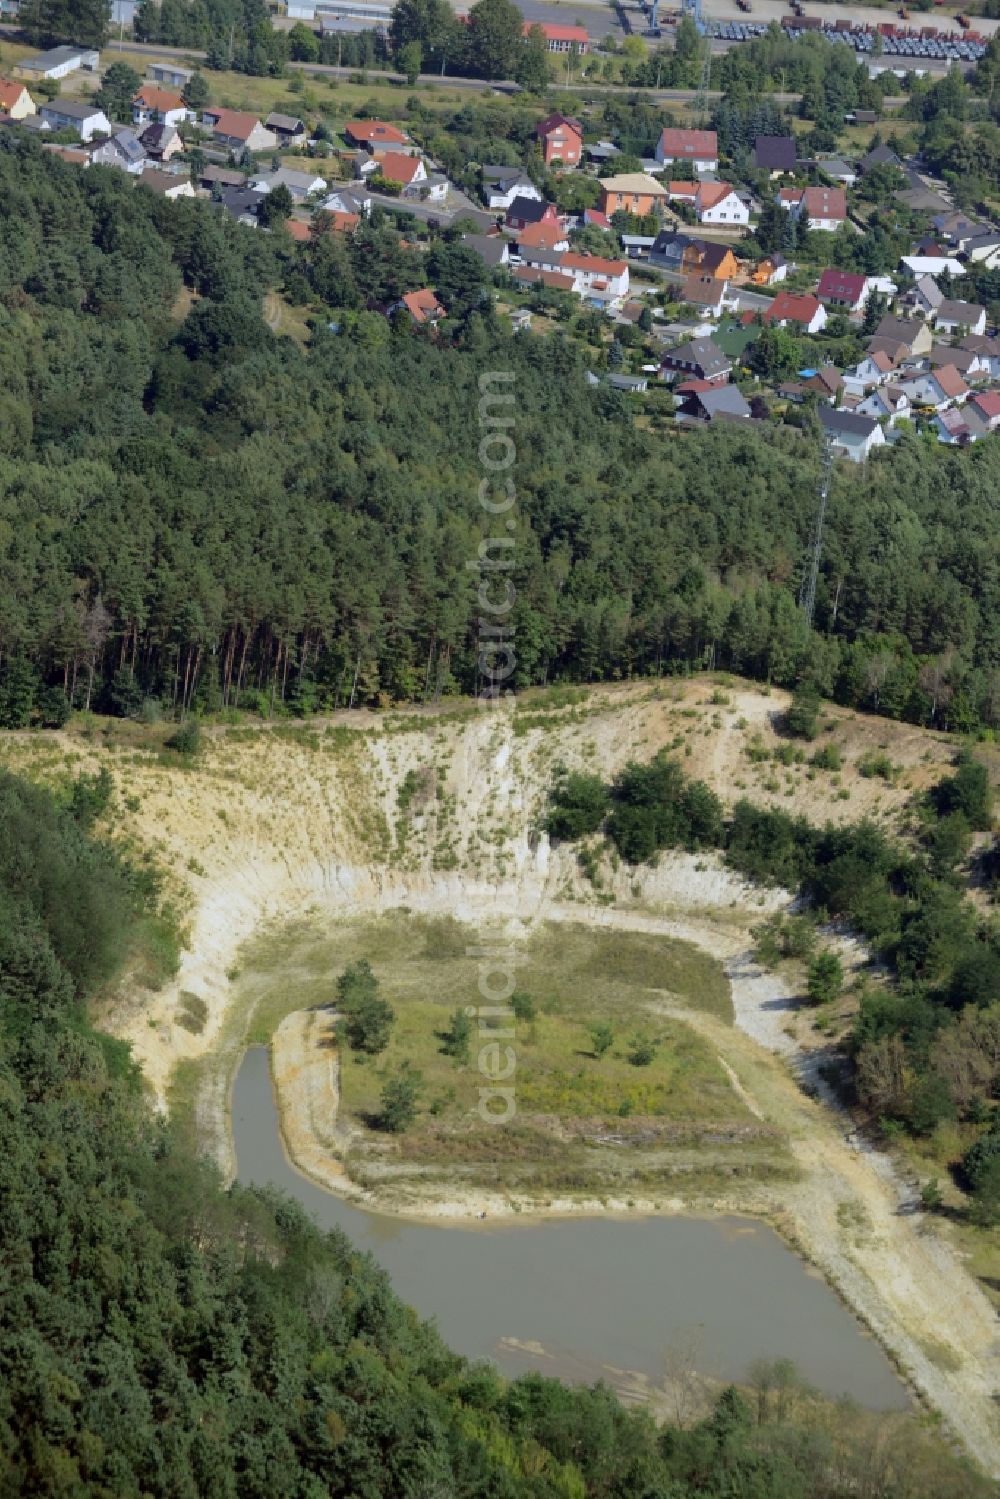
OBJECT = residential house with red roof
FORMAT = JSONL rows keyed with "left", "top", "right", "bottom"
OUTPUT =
{"left": 655, "top": 127, "right": 718, "bottom": 173}
{"left": 132, "top": 86, "right": 190, "bottom": 128}
{"left": 762, "top": 291, "right": 827, "bottom": 333}
{"left": 842, "top": 348, "right": 901, "bottom": 396}
{"left": 667, "top": 181, "right": 748, "bottom": 225}
{"left": 202, "top": 108, "right": 275, "bottom": 152}
{"left": 514, "top": 219, "right": 570, "bottom": 252}
{"left": 966, "top": 389, "right": 1000, "bottom": 434}
{"left": 561, "top": 250, "right": 628, "bottom": 300}
{"left": 778, "top": 185, "right": 847, "bottom": 231}
{"left": 516, "top": 248, "right": 628, "bottom": 301}
{"left": 896, "top": 363, "right": 970, "bottom": 410}
{"left": 535, "top": 112, "right": 582, "bottom": 166}
{"left": 375, "top": 150, "right": 427, "bottom": 191}
{"left": 398, "top": 287, "right": 446, "bottom": 325}
{"left": 344, "top": 119, "right": 409, "bottom": 149}
{"left": 0, "top": 77, "right": 35, "bottom": 118}
{"left": 816, "top": 268, "right": 869, "bottom": 314}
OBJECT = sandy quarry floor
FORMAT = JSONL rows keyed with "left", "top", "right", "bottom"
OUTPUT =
{"left": 3, "top": 677, "right": 997, "bottom": 1473}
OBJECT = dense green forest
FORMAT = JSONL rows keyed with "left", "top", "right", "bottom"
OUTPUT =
{"left": 1, "top": 767, "right": 994, "bottom": 1496}
{"left": 1, "top": 136, "right": 1000, "bottom": 732}
{"left": 545, "top": 743, "right": 1000, "bottom": 1204}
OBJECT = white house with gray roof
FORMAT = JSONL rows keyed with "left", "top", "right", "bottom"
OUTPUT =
{"left": 819, "top": 404, "right": 885, "bottom": 462}
{"left": 933, "top": 299, "right": 987, "bottom": 337}
{"left": 88, "top": 127, "right": 145, "bottom": 172}
{"left": 39, "top": 98, "right": 111, "bottom": 141}
{"left": 250, "top": 166, "right": 327, "bottom": 200}
{"left": 482, "top": 167, "right": 540, "bottom": 211}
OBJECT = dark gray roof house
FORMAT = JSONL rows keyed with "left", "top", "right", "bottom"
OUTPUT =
{"left": 265, "top": 112, "right": 306, "bottom": 142}
{"left": 935, "top": 298, "right": 987, "bottom": 333}
{"left": 461, "top": 232, "right": 510, "bottom": 268}
{"left": 139, "top": 121, "right": 180, "bottom": 158}
{"left": 816, "top": 156, "right": 856, "bottom": 185}
{"left": 859, "top": 144, "right": 902, "bottom": 174}
{"left": 820, "top": 405, "right": 878, "bottom": 438}
{"left": 931, "top": 209, "right": 985, "bottom": 243}
{"left": 966, "top": 230, "right": 1000, "bottom": 250}
{"left": 2, "top": 113, "right": 49, "bottom": 134}
{"left": 660, "top": 336, "right": 732, "bottom": 383}
{"left": 680, "top": 385, "right": 751, "bottom": 422}
{"left": 482, "top": 164, "right": 526, "bottom": 183}
{"left": 928, "top": 346, "right": 983, "bottom": 376}
{"left": 753, "top": 135, "right": 797, "bottom": 174}
{"left": 608, "top": 373, "right": 649, "bottom": 392}
{"left": 505, "top": 194, "right": 552, "bottom": 226}
{"left": 214, "top": 186, "right": 265, "bottom": 225}
{"left": 649, "top": 229, "right": 691, "bottom": 270}
{"left": 819, "top": 403, "right": 885, "bottom": 461}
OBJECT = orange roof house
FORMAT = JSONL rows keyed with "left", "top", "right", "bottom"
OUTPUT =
{"left": 344, "top": 119, "right": 409, "bottom": 149}
{"left": 779, "top": 184, "right": 847, "bottom": 229}
{"left": 400, "top": 287, "right": 446, "bottom": 324}
{"left": 0, "top": 77, "right": 35, "bottom": 118}
{"left": 698, "top": 244, "right": 739, "bottom": 279}
{"left": 321, "top": 210, "right": 361, "bottom": 235}
{"left": 375, "top": 149, "right": 423, "bottom": 186}
{"left": 932, "top": 364, "right": 969, "bottom": 402}
{"left": 132, "top": 85, "right": 187, "bottom": 123}
{"left": 763, "top": 290, "right": 827, "bottom": 333}
{"left": 655, "top": 127, "right": 718, "bottom": 169}
{"left": 202, "top": 108, "right": 275, "bottom": 151}
{"left": 751, "top": 253, "right": 787, "bottom": 286}
{"left": 515, "top": 219, "right": 569, "bottom": 251}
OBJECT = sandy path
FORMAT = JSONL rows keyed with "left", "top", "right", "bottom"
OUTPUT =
{"left": 670, "top": 1002, "right": 1000, "bottom": 1478}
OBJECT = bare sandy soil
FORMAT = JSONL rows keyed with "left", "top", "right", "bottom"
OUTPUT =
{"left": 3, "top": 677, "right": 997, "bottom": 1472}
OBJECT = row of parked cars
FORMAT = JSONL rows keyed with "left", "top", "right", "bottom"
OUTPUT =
{"left": 866, "top": 31, "right": 986, "bottom": 60}
{"left": 706, "top": 20, "right": 768, "bottom": 41}
{"left": 706, "top": 19, "right": 986, "bottom": 60}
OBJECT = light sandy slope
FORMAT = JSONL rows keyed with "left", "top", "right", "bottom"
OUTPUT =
{"left": 3, "top": 678, "right": 996, "bottom": 1471}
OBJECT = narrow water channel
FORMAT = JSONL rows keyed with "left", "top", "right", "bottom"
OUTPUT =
{"left": 233, "top": 1045, "right": 909, "bottom": 1409}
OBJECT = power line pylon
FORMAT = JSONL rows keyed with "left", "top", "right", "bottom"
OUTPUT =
{"left": 799, "top": 437, "right": 834, "bottom": 627}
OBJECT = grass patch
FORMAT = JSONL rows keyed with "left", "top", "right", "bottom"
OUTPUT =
{"left": 177, "top": 990, "right": 209, "bottom": 1035}
{"left": 217, "top": 912, "right": 785, "bottom": 1195}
